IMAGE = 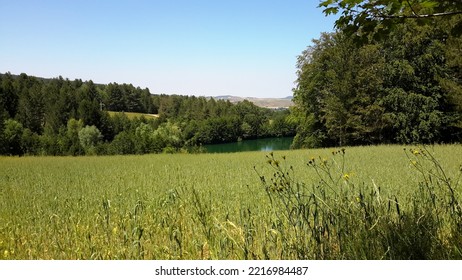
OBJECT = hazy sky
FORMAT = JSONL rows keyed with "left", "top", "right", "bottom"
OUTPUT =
{"left": 0, "top": 0, "right": 337, "bottom": 98}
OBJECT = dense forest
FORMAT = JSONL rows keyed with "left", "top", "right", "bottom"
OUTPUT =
{"left": 291, "top": 3, "right": 462, "bottom": 148}
{"left": 0, "top": 73, "right": 295, "bottom": 156}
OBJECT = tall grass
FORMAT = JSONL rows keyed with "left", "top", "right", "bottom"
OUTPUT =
{"left": 257, "top": 147, "right": 462, "bottom": 259}
{"left": 0, "top": 145, "right": 461, "bottom": 259}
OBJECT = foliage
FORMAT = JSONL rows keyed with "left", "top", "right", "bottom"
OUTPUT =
{"left": 3, "top": 119, "right": 24, "bottom": 155}
{"left": 292, "top": 17, "right": 462, "bottom": 148}
{"left": 78, "top": 125, "right": 103, "bottom": 155}
{"left": 0, "top": 72, "right": 293, "bottom": 156}
{"left": 319, "top": 0, "right": 462, "bottom": 43}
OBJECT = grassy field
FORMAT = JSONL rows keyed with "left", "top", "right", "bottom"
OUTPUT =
{"left": 107, "top": 111, "right": 159, "bottom": 119}
{"left": 1, "top": 145, "right": 461, "bottom": 259}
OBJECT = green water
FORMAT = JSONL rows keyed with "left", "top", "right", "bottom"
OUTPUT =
{"left": 204, "top": 137, "right": 294, "bottom": 153}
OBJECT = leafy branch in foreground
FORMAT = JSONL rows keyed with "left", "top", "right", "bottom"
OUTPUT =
{"left": 319, "top": 0, "right": 462, "bottom": 41}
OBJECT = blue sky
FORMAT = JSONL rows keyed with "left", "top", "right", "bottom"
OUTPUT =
{"left": 0, "top": 0, "right": 337, "bottom": 98}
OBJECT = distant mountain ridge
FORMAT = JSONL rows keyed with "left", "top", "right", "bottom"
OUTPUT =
{"left": 213, "top": 95, "right": 293, "bottom": 109}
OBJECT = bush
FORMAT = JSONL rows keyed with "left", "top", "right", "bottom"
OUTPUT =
{"left": 78, "top": 125, "right": 103, "bottom": 155}
{"left": 3, "top": 119, "right": 24, "bottom": 155}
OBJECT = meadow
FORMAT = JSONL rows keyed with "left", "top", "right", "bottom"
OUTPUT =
{"left": 107, "top": 111, "right": 159, "bottom": 120}
{"left": 1, "top": 145, "right": 461, "bottom": 259}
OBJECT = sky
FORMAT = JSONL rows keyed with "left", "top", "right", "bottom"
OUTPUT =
{"left": 0, "top": 0, "right": 337, "bottom": 98}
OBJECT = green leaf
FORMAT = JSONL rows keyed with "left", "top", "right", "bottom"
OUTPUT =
{"left": 324, "top": 7, "right": 339, "bottom": 15}
{"left": 318, "top": 0, "right": 335, "bottom": 8}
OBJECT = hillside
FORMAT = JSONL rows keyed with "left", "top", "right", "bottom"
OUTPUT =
{"left": 213, "top": 95, "right": 293, "bottom": 109}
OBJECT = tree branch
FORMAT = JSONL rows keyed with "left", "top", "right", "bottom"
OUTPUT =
{"left": 379, "top": 10, "right": 462, "bottom": 19}
{"left": 405, "top": 0, "right": 418, "bottom": 16}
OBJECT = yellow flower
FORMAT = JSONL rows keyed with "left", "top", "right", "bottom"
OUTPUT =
{"left": 343, "top": 174, "right": 350, "bottom": 181}
{"left": 3, "top": 250, "right": 9, "bottom": 258}
{"left": 112, "top": 227, "right": 118, "bottom": 235}
{"left": 308, "top": 156, "right": 316, "bottom": 165}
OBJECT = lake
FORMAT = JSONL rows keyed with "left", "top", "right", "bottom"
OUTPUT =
{"left": 203, "top": 137, "right": 294, "bottom": 153}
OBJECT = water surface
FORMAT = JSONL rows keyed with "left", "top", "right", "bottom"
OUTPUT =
{"left": 204, "top": 137, "right": 293, "bottom": 153}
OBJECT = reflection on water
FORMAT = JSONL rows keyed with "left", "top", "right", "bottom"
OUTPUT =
{"left": 203, "top": 137, "right": 293, "bottom": 153}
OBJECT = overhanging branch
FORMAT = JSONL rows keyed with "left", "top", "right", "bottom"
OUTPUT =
{"left": 379, "top": 10, "right": 462, "bottom": 19}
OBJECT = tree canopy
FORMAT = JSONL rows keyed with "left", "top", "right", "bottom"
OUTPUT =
{"left": 292, "top": 11, "right": 462, "bottom": 148}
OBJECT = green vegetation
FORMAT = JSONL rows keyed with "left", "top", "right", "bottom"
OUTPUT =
{"left": 292, "top": 1, "right": 462, "bottom": 148}
{"left": 0, "top": 74, "right": 295, "bottom": 156}
{"left": 319, "top": 0, "right": 462, "bottom": 42}
{"left": 107, "top": 111, "right": 158, "bottom": 120}
{"left": 1, "top": 145, "right": 461, "bottom": 259}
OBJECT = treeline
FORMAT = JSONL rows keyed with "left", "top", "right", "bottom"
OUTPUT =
{"left": 0, "top": 73, "right": 295, "bottom": 156}
{"left": 292, "top": 14, "right": 462, "bottom": 148}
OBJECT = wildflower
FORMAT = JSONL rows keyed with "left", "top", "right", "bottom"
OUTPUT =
{"left": 112, "top": 227, "right": 118, "bottom": 235}
{"left": 308, "top": 156, "right": 316, "bottom": 165}
{"left": 411, "top": 160, "right": 417, "bottom": 166}
{"left": 3, "top": 250, "right": 8, "bottom": 258}
{"left": 343, "top": 173, "right": 350, "bottom": 181}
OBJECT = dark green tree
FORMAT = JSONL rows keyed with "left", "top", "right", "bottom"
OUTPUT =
{"left": 292, "top": 16, "right": 461, "bottom": 147}
{"left": 0, "top": 72, "right": 19, "bottom": 118}
{"left": 16, "top": 78, "right": 45, "bottom": 134}
{"left": 105, "top": 83, "right": 125, "bottom": 112}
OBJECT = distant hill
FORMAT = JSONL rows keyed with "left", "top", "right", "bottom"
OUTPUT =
{"left": 1, "top": 72, "right": 294, "bottom": 109}
{"left": 213, "top": 95, "right": 293, "bottom": 109}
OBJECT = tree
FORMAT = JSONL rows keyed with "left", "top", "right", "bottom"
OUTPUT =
{"left": 153, "top": 121, "right": 183, "bottom": 151}
{"left": 77, "top": 81, "right": 103, "bottom": 129}
{"left": 319, "top": 0, "right": 462, "bottom": 42}
{"left": 125, "top": 84, "right": 143, "bottom": 112}
{"left": 106, "top": 83, "right": 125, "bottom": 111}
{"left": 134, "top": 122, "right": 155, "bottom": 154}
{"left": 3, "top": 119, "right": 24, "bottom": 155}
{"left": 110, "top": 131, "right": 136, "bottom": 155}
{"left": 21, "top": 128, "right": 41, "bottom": 155}
{"left": 0, "top": 109, "right": 5, "bottom": 154}
{"left": 0, "top": 72, "right": 19, "bottom": 118}
{"left": 78, "top": 125, "right": 103, "bottom": 154}
{"left": 64, "top": 118, "right": 84, "bottom": 155}
{"left": 43, "top": 77, "right": 70, "bottom": 135}
{"left": 292, "top": 16, "right": 460, "bottom": 147}
{"left": 16, "top": 77, "right": 45, "bottom": 134}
